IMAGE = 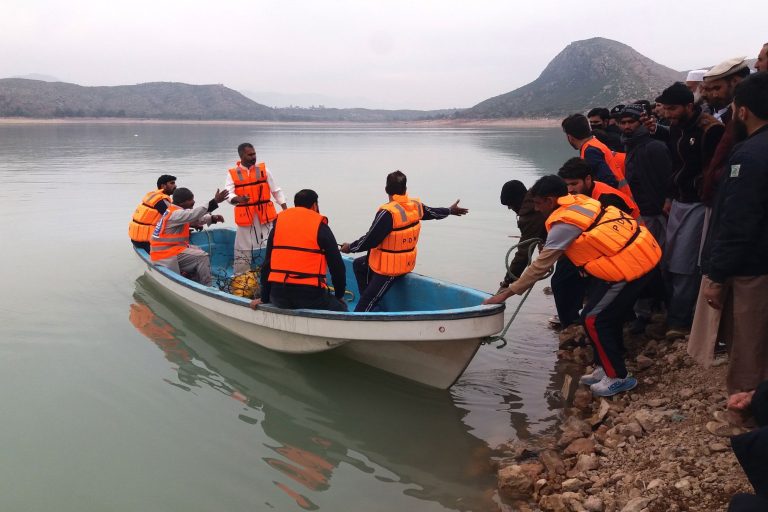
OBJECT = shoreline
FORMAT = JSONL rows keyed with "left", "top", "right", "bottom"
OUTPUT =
{"left": 493, "top": 323, "right": 751, "bottom": 512}
{"left": 0, "top": 117, "right": 560, "bottom": 128}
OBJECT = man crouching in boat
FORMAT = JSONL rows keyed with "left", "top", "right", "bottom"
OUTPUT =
{"left": 150, "top": 187, "right": 229, "bottom": 286}
{"left": 340, "top": 170, "right": 468, "bottom": 312}
{"left": 483, "top": 175, "right": 661, "bottom": 397}
{"left": 250, "top": 189, "right": 347, "bottom": 311}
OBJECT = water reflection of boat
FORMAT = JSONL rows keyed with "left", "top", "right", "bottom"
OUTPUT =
{"left": 130, "top": 275, "right": 499, "bottom": 511}
{"left": 133, "top": 228, "right": 504, "bottom": 389}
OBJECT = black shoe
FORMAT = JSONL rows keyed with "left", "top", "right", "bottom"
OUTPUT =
{"left": 629, "top": 317, "right": 649, "bottom": 335}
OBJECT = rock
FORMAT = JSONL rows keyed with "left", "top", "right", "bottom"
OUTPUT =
{"left": 539, "top": 494, "right": 567, "bottom": 512}
{"left": 589, "top": 399, "right": 611, "bottom": 427}
{"left": 561, "top": 478, "right": 584, "bottom": 492}
{"left": 635, "top": 355, "right": 653, "bottom": 371}
{"left": 620, "top": 497, "right": 650, "bottom": 512}
{"left": 633, "top": 409, "right": 662, "bottom": 432}
{"left": 574, "top": 388, "right": 593, "bottom": 410}
{"left": 574, "top": 453, "right": 599, "bottom": 473}
{"left": 564, "top": 438, "right": 596, "bottom": 456}
{"left": 621, "top": 421, "right": 644, "bottom": 438}
{"left": 647, "top": 398, "right": 668, "bottom": 408}
{"left": 584, "top": 496, "right": 603, "bottom": 512}
{"left": 709, "top": 442, "right": 729, "bottom": 453}
{"left": 539, "top": 449, "right": 566, "bottom": 476}
{"left": 498, "top": 464, "right": 534, "bottom": 500}
{"left": 679, "top": 388, "right": 695, "bottom": 399}
{"left": 674, "top": 478, "right": 691, "bottom": 491}
{"left": 647, "top": 479, "right": 664, "bottom": 490}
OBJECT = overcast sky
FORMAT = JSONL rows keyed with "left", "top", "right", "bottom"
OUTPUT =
{"left": 2, "top": 0, "right": 764, "bottom": 110}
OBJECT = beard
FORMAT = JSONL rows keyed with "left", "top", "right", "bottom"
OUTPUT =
{"left": 732, "top": 116, "right": 748, "bottom": 142}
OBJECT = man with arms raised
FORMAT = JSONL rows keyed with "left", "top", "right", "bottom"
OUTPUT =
{"left": 341, "top": 170, "right": 468, "bottom": 313}
{"left": 150, "top": 187, "right": 229, "bottom": 286}
{"left": 485, "top": 175, "right": 661, "bottom": 396}
{"left": 225, "top": 143, "right": 288, "bottom": 275}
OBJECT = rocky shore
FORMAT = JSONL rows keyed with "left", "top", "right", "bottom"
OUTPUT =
{"left": 493, "top": 322, "right": 751, "bottom": 512}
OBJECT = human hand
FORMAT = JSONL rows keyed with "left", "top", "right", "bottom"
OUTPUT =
{"left": 340, "top": 243, "right": 351, "bottom": 254}
{"left": 449, "top": 199, "right": 468, "bottom": 216}
{"left": 662, "top": 199, "right": 672, "bottom": 216}
{"left": 249, "top": 298, "right": 262, "bottom": 310}
{"left": 727, "top": 390, "right": 755, "bottom": 411}
{"left": 483, "top": 289, "right": 511, "bottom": 305}
{"left": 231, "top": 195, "right": 250, "bottom": 205}
{"left": 702, "top": 279, "right": 725, "bottom": 309}
{"left": 214, "top": 189, "right": 230, "bottom": 203}
{"left": 210, "top": 215, "right": 224, "bottom": 224}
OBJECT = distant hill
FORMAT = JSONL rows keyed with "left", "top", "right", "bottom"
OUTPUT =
{"left": 459, "top": 37, "right": 685, "bottom": 119}
{"left": 0, "top": 79, "right": 277, "bottom": 120}
{"left": 10, "top": 73, "right": 61, "bottom": 82}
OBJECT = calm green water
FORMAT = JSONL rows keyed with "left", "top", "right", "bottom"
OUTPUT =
{"left": 0, "top": 123, "right": 575, "bottom": 512}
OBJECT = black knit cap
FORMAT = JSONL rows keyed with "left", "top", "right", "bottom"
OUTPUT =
{"left": 655, "top": 82, "right": 694, "bottom": 106}
{"left": 500, "top": 180, "right": 527, "bottom": 211}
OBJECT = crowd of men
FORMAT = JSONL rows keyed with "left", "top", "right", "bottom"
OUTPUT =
{"left": 485, "top": 47, "right": 768, "bottom": 511}
{"left": 128, "top": 44, "right": 768, "bottom": 511}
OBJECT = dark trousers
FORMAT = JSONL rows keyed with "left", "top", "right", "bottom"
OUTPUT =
{"left": 581, "top": 274, "right": 649, "bottom": 379}
{"left": 269, "top": 283, "right": 348, "bottom": 312}
{"left": 666, "top": 271, "right": 701, "bottom": 329}
{"left": 552, "top": 257, "right": 586, "bottom": 326}
{"left": 352, "top": 256, "right": 400, "bottom": 313}
{"left": 728, "top": 494, "right": 768, "bottom": 512}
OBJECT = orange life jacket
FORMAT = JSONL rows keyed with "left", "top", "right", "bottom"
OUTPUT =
{"left": 150, "top": 204, "right": 190, "bottom": 261}
{"left": 128, "top": 189, "right": 170, "bottom": 242}
{"left": 267, "top": 207, "right": 328, "bottom": 288}
{"left": 545, "top": 194, "right": 660, "bottom": 282}
{"left": 580, "top": 138, "right": 633, "bottom": 198}
{"left": 591, "top": 180, "right": 641, "bottom": 219}
{"left": 369, "top": 195, "right": 423, "bottom": 277}
{"left": 228, "top": 162, "right": 277, "bottom": 226}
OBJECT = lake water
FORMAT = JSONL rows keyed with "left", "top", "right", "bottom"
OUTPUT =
{"left": 0, "top": 122, "right": 576, "bottom": 512}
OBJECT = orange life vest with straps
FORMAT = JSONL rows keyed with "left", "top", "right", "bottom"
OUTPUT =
{"left": 228, "top": 162, "right": 277, "bottom": 226}
{"left": 150, "top": 204, "right": 190, "bottom": 261}
{"left": 267, "top": 207, "right": 328, "bottom": 288}
{"left": 369, "top": 195, "right": 423, "bottom": 277}
{"left": 545, "top": 194, "right": 660, "bottom": 282}
{"left": 580, "top": 137, "right": 633, "bottom": 198}
{"left": 591, "top": 180, "right": 641, "bottom": 219}
{"left": 128, "top": 189, "right": 170, "bottom": 242}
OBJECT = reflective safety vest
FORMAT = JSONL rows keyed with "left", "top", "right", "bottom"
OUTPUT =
{"left": 228, "top": 162, "right": 277, "bottom": 226}
{"left": 150, "top": 204, "right": 190, "bottom": 261}
{"left": 128, "top": 190, "right": 170, "bottom": 242}
{"left": 545, "top": 194, "right": 661, "bottom": 282}
{"left": 580, "top": 137, "right": 633, "bottom": 198}
{"left": 591, "top": 180, "right": 641, "bottom": 219}
{"left": 267, "top": 207, "right": 328, "bottom": 288}
{"left": 369, "top": 195, "right": 423, "bottom": 277}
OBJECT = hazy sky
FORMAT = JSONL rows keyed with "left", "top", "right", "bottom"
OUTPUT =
{"left": 3, "top": 0, "right": 764, "bottom": 109}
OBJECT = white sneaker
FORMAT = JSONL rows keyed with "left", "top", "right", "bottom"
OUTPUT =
{"left": 590, "top": 375, "right": 638, "bottom": 397}
{"left": 579, "top": 366, "right": 606, "bottom": 386}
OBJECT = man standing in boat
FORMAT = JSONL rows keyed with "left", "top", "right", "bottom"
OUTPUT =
{"left": 484, "top": 175, "right": 661, "bottom": 397}
{"left": 150, "top": 187, "right": 229, "bottom": 286}
{"left": 129, "top": 174, "right": 177, "bottom": 252}
{"left": 341, "top": 170, "right": 468, "bottom": 312}
{"left": 225, "top": 143, "right": 288, "bottom": 275}
{"left": 251, "top": 189, "right": 347, "bottom": 312}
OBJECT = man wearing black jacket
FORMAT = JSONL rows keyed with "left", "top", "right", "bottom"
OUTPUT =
{"left": 698, "top": 72, "right": 768, "bottom": 395}
{"left": 646, "top": 82, "right": 724, "bottom": 339}
{"left": 253, "top": 189, "right": 347, "bottom": 312}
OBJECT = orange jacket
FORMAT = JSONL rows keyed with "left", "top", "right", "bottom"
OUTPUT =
{"left": 369, "top": 195, "right": 423, "bottom": 276}
{"left": 129, "top": 190, "right": 170, "bottom": 242}
{"left": 580, "top": 137, "right": 633, "bottom": 198}
{"left": 545, "top": 194, "right": 660, "bottom": 282}
{"left": 591, "top": 180, "right": 641, "bottom": 219}
{"left": 267, "top": 207, "right": 328, "bottom": 288}
{"left": 150, "top": 204, "right": 190, "bottom": 261}
{"left": 229, "top": 162, "right": 277, "bottom": 226}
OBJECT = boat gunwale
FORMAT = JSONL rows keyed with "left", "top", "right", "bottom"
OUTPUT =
{"left": 134, "top": 246, "right": 505, "bottom": 322}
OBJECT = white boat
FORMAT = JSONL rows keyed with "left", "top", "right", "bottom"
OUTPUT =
{"left": 134, "top": 228, "right": 505, "bottom": 389}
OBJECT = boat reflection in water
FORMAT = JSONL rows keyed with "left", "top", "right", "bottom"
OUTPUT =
{"left": 130, "top": 276, "right": 499, "bottom": 511}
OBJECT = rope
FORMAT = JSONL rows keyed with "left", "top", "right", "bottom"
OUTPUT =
{"left": 483, "top": 237, "right": 551, "bottom": 349}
